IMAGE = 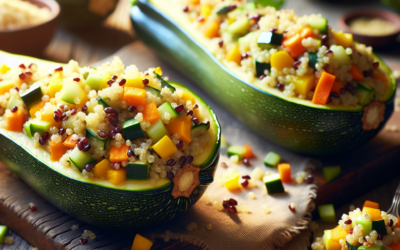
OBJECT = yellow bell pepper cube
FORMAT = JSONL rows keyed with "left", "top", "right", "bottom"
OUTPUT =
{"left": 322, "top": 230, "right": 342, "bottom": 250}
{"left": 201, "top": 4, "right": 212, "bottom": 18}
{"left": 154, "top": 67, "right": 162, "bottom": 76}
{"left": 0, "top": 80, "right": 16, "bottom": 95}
{"left": 94, "top": 159, "right": 112, "bottom": 179}
{"left": 131, "top": 234, "right": 153, "bottom": 250}
{"left": 190, "top": 0, "right": 200, "bottom": 4}
{"left": 166, "top": 117, "right": 192, "bottom": 145}
{"left": 42, "top": 111, "right": 62, "bottom": 129}
{"left": 48, "top": 79, "right": 64, "bottom": 98}
{"left": 106, "top": 168, "right": 127, "bottom": 185}
{"left": 271, "top": 51, "right": 295, "bottom": 71}
{"left": 204, "top": 20, "right": 220, "bottom": 39}
{"left": 333, "top": 31, "right": 353, "bottom": 48}
{"left": 29, "top": 100, "right": 46, "bottom": 118}
{"left": 152, "top": 135, "right": 178, "bottom": 159}
{"left": 0, "top": 64, "right": 10, "bottom": 74}
{"left": 180, "top": 91, "right": 196, "bottom": 106}
{"left": 290, "top": 74, "right": 316, "bottom": 96}
{"left": 226, "top": 44, "right": 242, "bottom": 65}
{"left": 224, "top": 172, "right": 241, "bottom": 191}
{"left": 126, "top": 78, "right": 145, "bottom": 88}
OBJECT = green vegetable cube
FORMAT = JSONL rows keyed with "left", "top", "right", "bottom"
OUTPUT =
{"left": 346, "top": 241, "right": 357, "bottom": 250}
{"left": 227, "top": 145, "right": 246, "bottom": 160}
{"left": 122, "top": 118, "right": 145, "bottom": 141}
{"left": 372, "top": 220, "right": 387, "bottom": 236}
{"left": 0, "top": 225, "right": 8, "bottom": 244}
{"left": 318, "top": 204, "right": 336, "bottom": 223}
{"left": 126, "top": 162, "right": 150, "bottom": 180}
{"left": 356, "top": 214, "right": 372, "bottom": 236}
{"left": 357, "top": 246, "right": 383, "bottom": 250}
{"left": 322, "top": 166, "right": 341, "bottom": 182}
{"left": 263, "top": 174, "right": 285, "bottom": 194}
{"left": 263, "top": 151, "right": 281, "bottom": 167}
{"left": 146, "top": 119, "right": 169, "bottom": 144}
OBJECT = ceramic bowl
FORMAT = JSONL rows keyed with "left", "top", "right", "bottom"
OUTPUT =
{"left": 338, "top": 9, "right": 400, "bottom": 47}
{"left": 0, "top": 0, "right": 60, "bottom": 56}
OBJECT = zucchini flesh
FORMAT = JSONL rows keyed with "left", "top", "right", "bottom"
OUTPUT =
{"left": 322, "top": 165, "right": 341, "bottom": 182}
{"left": 371, "top": 219, "right": 387, "bottom": 236}
{"left": 96, "top": 96, "right": 111, "bottom": 107}
{"left": 29, "top": 118, "right": 51, "bottom": 136}
{"left": 263, "top": 151, "right": 281, "bottom": 167}
{"left": 255, "top": 60, "right": 271, "bottom": 77}
{"left": 20, "top": 83, "right": 42, "bottom": 109}
{"left": 0, "top": 225, "right": 8, "bottom": 244}
{"left": 126, "top": 162, "right": 150, "bottom": 180}
{"left": 356, "top": 214, "right": 372, "bottom": 236}
{"left": 122, "top": 118, "right": 145, "bottom": 141}
{"left": 146, "top": 119, "right": 169, "bottom": 143}
{"left": 227, "top": 145, "right": 246, "bottom": 160}
{"left": 157, "top": 102, "right": 178, "bottom": 119}
{"left": 308, "top": 53, "right": 318, "bottom": 71}
{"left": 69, "top": 147, "right": 96, "bottom": 171}
{"left": 257, "top": 31, "right": 283, "bottom": 49}
{"left": 154, "top": 73, "right": 175, "bottom": 93}
{"left": 7, "top": 95, "right": 24, "bottom": 110}
{"left": 263, "top": 174, "right": 285, "bottom": 194}
{"left": 226, "top": 18, "right": 250, "bottom": 36}
{"left": 86, "top": 71, "right": 104, "bottom": 91}
{"left": 354, "top": 82, "right": 375, "bottom": 106}
{"left": 86, "top": 128, "right": 108, "bottom": 150}
{"left": 191, "top": 123, "right": 209, "bottom": 138}
{"left": 318, "top": 204, "right": 336, "bottom": 223}
{"left": 308, "top": 17, "right": 328, "bottom": 34}
{"left": 61, "top": 82, "right": 84, "bottom": 104}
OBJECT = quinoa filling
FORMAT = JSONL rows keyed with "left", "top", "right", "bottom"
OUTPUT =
{"left": 0, "top": 57, "right": 218, "bottom": 188}
{"left": 151, "top": 0, "right": 393, "bottom": 107}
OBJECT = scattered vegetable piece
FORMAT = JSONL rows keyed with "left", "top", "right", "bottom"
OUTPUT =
{"left": 224, "top": 172, "right": 241, "bottom": 191}
{"left": 263, "top": 151, "right": 281, "bottom": 167}
{"left": 227, "top": 145, "right": 246, "bottom": 160}
{"left": 322, "top": 165, "right": 341, "bottom": 182}
{"left": 278, "top": 163, "right": 291, "bottom": 183}
{"left": 318, "top": 204, "right": 336, "bottom": 223}
{"left": 0, "top": 225, "right": 8, "bottom": 244}
{"left": 363, "top": 200, "right": 379, "bottom": 209}
{"left": 263, "top": 174, "right": 285, "bottom": 194}
{"left": 131, "top": 234, "right": 153, "bottom": 250}
{"left": 243, "top": 144, "right": 255, "bottom": 159}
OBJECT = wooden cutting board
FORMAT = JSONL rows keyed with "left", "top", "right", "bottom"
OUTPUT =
{"left": 1, "top": 110, "right": 398, "bottom": 250}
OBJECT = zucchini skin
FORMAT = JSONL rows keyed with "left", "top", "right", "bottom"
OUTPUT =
{"left": 0, "top": 131, "right": 220, "bottom": 229}
{"left": 130, "top": 1, "right": 395, "bottom": 155}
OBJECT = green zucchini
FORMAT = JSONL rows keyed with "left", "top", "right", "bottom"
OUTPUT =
{"left": 131, "top": 0, "right": 396, "bottom": 156}
{"left": 20, "top": 83, "right": 42, "bottom": 109}
{"left": 0, "top": 50, "right": 221, "bottom": 229}
{"left": 0, "top": 225, "right": 8, "bottom": 244}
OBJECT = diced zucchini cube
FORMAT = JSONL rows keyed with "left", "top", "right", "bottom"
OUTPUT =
{"left": 372, "top": 220, "right": 387, "bottom": 236}
{"left": 227, "top": 18, "right": 250, "bottom": 36}
{"left": 69, "top": 147, "right": 96, "bottom": 171}
{"left": 122, "top": 118, "right": 145, "bottom": 141}
{"left": 257, "top": 31, "right": 283, "bottom": 49}
{"left": 146, "top": 119, "right": 169, "bottom": 144}
{"left": 356, "top": 214, "right": 372, "bottom": 236}
{"left": 255, "top": 60, "right": 271, "bottom": 77}
{"left": 20, "top": 83, "right": 43, "bottom": 109}
{"left": 86, "top": 71, "right": 104, "bottom": 90}
{"left": 308, "top": 17, "right": 328, "bottom": 34}
{"left": 97, "top": 96, "right": 110, "bottom": 108}
{"left": 0, "top": 225, "right": 8, "bottom": 244}
{"left": 322, "top": 166, "right": 341, "bottom": 182}
{"left": 227, "top": 145, "right": 246, "bottom": 160}
{"left": 346, "top": 241, "right": 358, "bottom": 250}
{"left": 29, "top": 118, "right": 51, "bottom": 136}
{"left": 157, "top": 102, "right": 179, "bottom": 119}
{"left": 263, "top": 151, "right": 281, "bottom": 167}
{"left": 263, "top": 174, "right": 285, "bottom": 194}
{"left": 126, "top": 162, "right": 150, "bottom": 180}
{"left": 357, "top": 246, "right": 383, "bottom": 250}
{"left": 318, "top": 204, "right": 336, "bottom": 223}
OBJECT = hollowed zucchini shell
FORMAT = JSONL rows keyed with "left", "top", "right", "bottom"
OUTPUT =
{"left": 130, "top": 0, "right": 396, "bottom": 156}
{"left": 0, "top": 51, "right": 221, "bottom": 229}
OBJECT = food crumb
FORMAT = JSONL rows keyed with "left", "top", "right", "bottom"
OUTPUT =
{"left": 207, "top": 224, "right": 212, "bottom": 230}
{"left": 4, "top": 236, "right": 14, "bottom": 245}
{"left": 295, "top": 171, "right": 308, "bottom": 184}
{"left": 229, "top": 155, "right": 239, "bottom": 164}
{"left": 248, "top": 192, "right": 256, "bottom": 200}
{"left": 262, "top": 204, "right": 271, "bottom": 214}
{"left": 71, "top": 224, "right": 79, "bottom": 231}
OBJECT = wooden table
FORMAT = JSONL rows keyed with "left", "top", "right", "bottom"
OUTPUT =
{"left": 1, "top": 0, "right": 400, "bottom": 249}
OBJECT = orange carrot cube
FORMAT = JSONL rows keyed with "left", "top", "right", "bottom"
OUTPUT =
{"left": 110, "top": 144, "right": 130, "bottom": 163}
{"left": 278, "top": 163, "right": 291, "bottom": 183}
{"left": 363, "top": 200, "right": 379, "bottom": 209}
{"left": 50, "top": 140, "right": 69, "bottom": 161}
{"left": 123, "top": 87, "right": 146, "bottom": 107}
{"left": 5, "top": 109, "right": 25, "bottom": 132}
{"left": 243, "top": 144, "right": 255, "bottom": 159}
{"left": 142, "top": 102, "right": 160, "bottom": 124}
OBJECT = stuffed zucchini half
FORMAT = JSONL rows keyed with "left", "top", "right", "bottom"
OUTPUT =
{"left": 130, "top": 0, "right": 396, "bottom": 156}
{"left": 0, "top": 50, "right": 220, "bottom": 228}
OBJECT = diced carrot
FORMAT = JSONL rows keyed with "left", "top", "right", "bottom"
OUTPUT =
{"left": 94, "top": 159, "right": 112, "bottom": 179}
{"left": 243, "top": 144, "right": 255, "bottom": 159}
{"left": 122, "top": 87, "right": 146, "bottom": 107}
{"left": 312, "top": 71, "right": 336, "bottom": 105}
{"left": 63, "top": 135, "right": 78, "bottom": 149}
{"left": 110, "top": 144, "right": 130, "bottom": 163}
{"left": 300, "top": 26, "right": 317, "bottom": 39}
{"left": 330, "top": 225, "right": 348, "bottom": 242}
{"left": 165, "top": 116, "right": 192, "bottom": 145}
{"left": 107, "top": 168, "right": 126, "bottom": 185}
{"left": 349, "top": 65, "right": 364, "bottom": 81}
{"left": 0, "top": 80, "right": 16, "bottom": 95}
{"left": 190, "top": 0, "right": 200, "bottom": 4}
{"left": 278, "top": 163, "right": 291, "bottom": 183}
{"left": 226, "top": 44, "right": 241, "bottom": 65}
{"left": 282, "top": 33, "right": 306, "bottom": 58}
{"left": 363, "top": 200, "right": 379, "bottom": 209}
{"left": 271, "top": 51, "right": 295, "bottom": 71}
{"left": 390, "top": 240, "right": 400, "bottom": 250}
{"left": 362, "top": 207, "right": 382, "bottom": 221}
{"left": 204, "top": 19, "right": 220, "bottom": 39}
{"left": 142, "top": 102, "right": 160, "bottom": 124}
{"left": 29, "top": 100, "right": 46, "bottom": 118}
{"left": 50, "top": 140, "right": 69, "bottom": 161}
{"left": 374, "top": 71, "right": 388, "bottom": 83}
{"left": 331, "top": 80, "right": 345, "bottom": 95}
{"left": 5, "top": 109, "right": 25, "bottom": 132}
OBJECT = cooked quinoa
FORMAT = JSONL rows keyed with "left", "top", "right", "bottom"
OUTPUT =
{"left": 174, "top": 0, "right": 392, "bottom": 107}
{"left": 312, "top": 206, "right": 400, "bottom": 249}
{"left": 0, "top": 57, "right": 213, "bottom": 186}
{"left": 0, "top": 0, "right": 52, "bottom": 30}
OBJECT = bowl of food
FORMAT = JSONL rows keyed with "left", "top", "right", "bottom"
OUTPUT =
{"left": 130, "top": 0, "right": 396, "bottom": 156}
{"left": 338, "top": 9, "right": 400, "bottom": 47}
{"left": 55, "top": 0, "right": 119, "bottom": 28}
{"left": 0, "top": 0, "right": 60, "bottom": 56}
{"left": 0, "top": 50, "right": 221, "bottom": 228}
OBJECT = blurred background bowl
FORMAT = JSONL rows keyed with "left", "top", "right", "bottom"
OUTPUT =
{"left": 56, "top": 0, "right": 119, "bottom": 28}
{"left": 338, "top": 9, "right": 400, "bottom": 47}
{"left": 0, "top": 0, "right": 60, "bottom": 57}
